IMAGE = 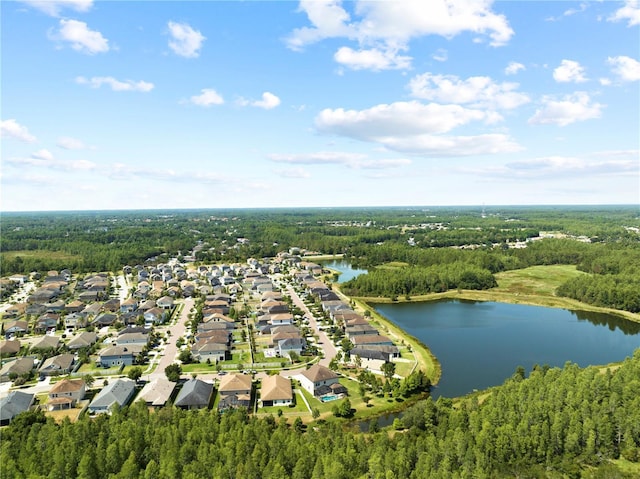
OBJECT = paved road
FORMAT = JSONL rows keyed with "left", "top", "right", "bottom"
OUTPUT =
{"left": 149, "top": 297, "right": 194, "bottom": 380}
{"left": 285, "top": 284, "right": 338, "bottom": 368}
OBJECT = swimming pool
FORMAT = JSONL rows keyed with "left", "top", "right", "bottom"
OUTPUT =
{"left": 320, "top": 394, "right": 340, "bottom": 402}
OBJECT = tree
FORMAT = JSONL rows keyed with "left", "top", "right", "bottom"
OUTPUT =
{"left": 165, "top": 363, "right": 182, "bottom": 382}
{"left": 340, "top": 338, "right": 354, "bottom": 358}
{"left": 311, "top": 408, "right": 320, "bottom": 420}
{"left": 381, "top": 361, "right": 396, "bottom": 380}
{"left": 178, "top": 349, "right": 193, "bottom": 364}
{"left": 127, "top": 366, "right": 143, "bottom": 382}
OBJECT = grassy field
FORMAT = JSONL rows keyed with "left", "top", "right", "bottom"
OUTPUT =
{"left": 2, "top": 250, "right": 82, "bottom": 262}
{"left": 493, "top": 264, "right": 584, "bottom": 295}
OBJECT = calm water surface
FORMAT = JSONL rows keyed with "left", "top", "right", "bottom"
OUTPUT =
{"left": 375, "top": 300, "right": 640, "bottom": 398}
{"left": 322, "top": 259, "right": 368, "bottom": 283}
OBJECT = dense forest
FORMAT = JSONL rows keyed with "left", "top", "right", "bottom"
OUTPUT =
{"left": 2, "top": 350, "right": 639, "bottom": 478}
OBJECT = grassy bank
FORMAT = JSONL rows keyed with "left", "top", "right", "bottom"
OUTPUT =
{"left": 332, "top": 283, "right": 442, "bottom": 386}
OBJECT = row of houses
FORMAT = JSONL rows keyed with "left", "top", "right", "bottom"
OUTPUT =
{"left": 294, "top": 274, "right": 401, "bottom": 370}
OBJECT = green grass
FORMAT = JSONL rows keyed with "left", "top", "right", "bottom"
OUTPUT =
{"left": 494, "top": 265, "right": 584, "bottom": 296}
{"left": 2, "top": 250, "right": 82, "bottom": 262}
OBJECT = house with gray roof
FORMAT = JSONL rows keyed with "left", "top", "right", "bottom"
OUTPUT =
{"left": 98, "top": 345, "right": 143, "bottom": 367}
{"left": 0, "top": 391, "right": 34, "bottom": 425}
{"left": 88, "top": 379, "right": 136, "bottom": 414}
{"left": 174, "top": 378, "right": 213, "bottom": 410}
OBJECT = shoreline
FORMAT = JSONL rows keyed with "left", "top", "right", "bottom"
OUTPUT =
{"left": 352, "top": 289, "right": 640, "bottom": 325}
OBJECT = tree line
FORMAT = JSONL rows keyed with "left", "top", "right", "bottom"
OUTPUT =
{"left": 2, "top": 350, "right": 639, "bottom": 478}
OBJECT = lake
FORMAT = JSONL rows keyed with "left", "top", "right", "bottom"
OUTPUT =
{"left": 375, "top": 300, "right": 640, "bottom": 399}
{"left": 322, "top": 259, "right": 368, "bottom": 283}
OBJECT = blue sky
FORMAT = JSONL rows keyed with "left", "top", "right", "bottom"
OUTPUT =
{"left": 1, "top": 0, "right": 639, "bottom": 211}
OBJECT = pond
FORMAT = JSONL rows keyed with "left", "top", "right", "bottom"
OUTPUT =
{"left": 374, "top": 299, "right": 640, "bottom": 399}
{"left": 322, "top": 259, "right": 368, "bottom": 283}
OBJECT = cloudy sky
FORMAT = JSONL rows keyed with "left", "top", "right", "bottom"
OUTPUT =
{"left": 1, "top": 0, "right": 639, "bottom": 211}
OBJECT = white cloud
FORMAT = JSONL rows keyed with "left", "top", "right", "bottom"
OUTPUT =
{"left": 57, "top": 136, "right": 87, "bottom": 150}
{"left": 313, "top": 101, "right": 521, "bottom": 157}
{"left": 504, "top": 61, "right": 525, "bottom": 75}
{"left": 167, "top": 21, "right": 205, "bottom": 58}
{"left": 285, "top": 0, "right": 354, "bottom": 51}
{"left": 599, "top": 78, "right": 612, "bottom": 86}
{"left": 238, "top": 92, "right": 281, "bottom": 109}
{"left": 107, "top": 163, "right": 223, "bottom": 183}
{"left": 18, "top": 0, "right": 92, "bottom": 17}
{"left": 334, "top": 46, "right": 411, "bottom": 71}
{"left": 607, "top": 55, "right": 640, "bottom": 81}
{"left": 53, "top": 19, "right": 109, "bottom": 54}
{"left": 75, "top": 76, "right": 154, "bottom": 92}
{"left": 380, "top": 133, "right": 522, "bottom": 157}
{"left": 463, "top": 151, "right": 638, "bottom": 179}
{"left": 189, "top": 89, "right": 224, "bottom": 107}
{"left": 408, "top": 73, "right": 530, "bottom": 110}
{"left": 286, "top": 0, "right": 513, "bottom": 71}
{"left": 608, "top": 0, "right": 640, "bottom": 26}
{"left": 268, "top": 151, "right": 411, "bottom": 169}
{"left": 553, "top": 59, "right": 587, "bottom": 83}
{"left": 32, "top": 149, "right": 54, "bottom": 161}
{"left": 6, "top": 154, "right": 96, "bottom": 171}
{"left": 1, "top": 119, "right": 37, "bottom": 143}
{"left": 432, "top": 49, "right": 448, "bottom": 62}
{"left": 529, "top": 92, "right": 603, "bottom": 127}
{"left": 315, "top": 101, "right": 495, "bottom": 139}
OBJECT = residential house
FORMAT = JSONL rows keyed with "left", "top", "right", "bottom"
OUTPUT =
{"left": 48, "top": 378, "right": 86, "bottom": 410}
{"left": 277, "top": 337, "right": 306, "bottom": 359}
{"left": 0, "top": 339, "right": 20, "bottom": 356}
{"left": 0, "top": 391, "right": 34, "bottom": 425}
{"left": 3, "top": 303, "right": 26, "bottom": 319}
{"left": 98, "top": 345, "right": 142, "bottom": 367}
{"left": 218, "top": 374, "right": 252, "bottom": 411}
{"left": 351, "top": 345, "right": 400, "bottom": 370}
{"left": 80, "top": 302, "right": 103, "bottom": 319}
{"left": 78, "top": 291, "right": 100, "bottom": 302}
{"left": 67, "top": 331, "right": 98, "bottom": 350}
{"left": 43, "top": 299, "right": 65, "bottom": 312}
{"left": 0, "top": 357, "right": 34, "bottom": 383}
{"left": 64, "top": 300, "right": 86, "bottom": 313}
{"left": 260, "top": 375, "right": 293, "bottom": 407}
{"left": 191, "top": 339, "right": 228, "bottom": 363}
{"left": 115, "top": 332, "right": 149, "bottom": 346}
{"left": 174, "top": 378, "right": 213, "bottom": 410}
{"left": 88, "top": 379, "right": 136, "bottom": 414}
{"left": 39, "top": 353, "right": 75, "bottom": 376}
{"left": 138, "top": 299, "right": 156, "bottom": 311}
{"left": 269, "top": 313, "right": 294, "bottom": 326}
{"left": 31, "top": 335, "right": 60, "bottom": 352}
{"left": 298, "top": 364, "right": 346, "bottom": 397}
{"left": 64, "top": 313, "right": 87, "bottom": 330}
{"left": 137, "top": 378, "right": 176, "bottom": 408}
{"left": 351, "top": 334, "right": 394, "bottom": 347}
{"left": 34, "top": 313, "right": 59, "bottom": 333}
{"left": 3, "top": 320, "right": 28, "bottom": 336}
{"left": 345, "top": 324, "right": 379, "bottom": 338}
{"left": 93, "top": 313, "right": 117, "bottom": 327}
{"left": 156, "top": 296, "right": 174, "bottom": 310}
{"left": 120, "top": 298, "right": 138, "bottom": 313}
{"left": 102, "top": 298, "right": 121, "bottom": 312}
{"left": 144, "top": 307, "right": 166, "bottom": 326}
